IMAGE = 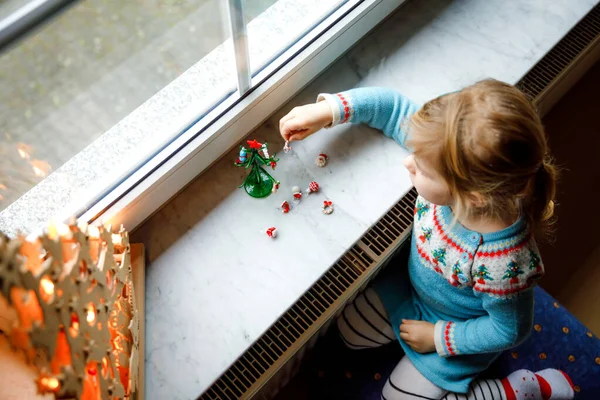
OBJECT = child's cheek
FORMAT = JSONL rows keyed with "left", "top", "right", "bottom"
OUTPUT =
{"left": 412, "top": 178, "right": 427, "bottom": 198}
{"left": 406, "top": 170, "right": 415, "bottom": 186}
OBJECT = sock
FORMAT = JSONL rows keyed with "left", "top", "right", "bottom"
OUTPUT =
{"left": 535, "top": 369, "right": 575, "bottom": 400}
{"left": 442, "top": 369, "right": 574, "bottom": 400}
{"left": 501, "top": 369, "right": 575, "bottom": 400}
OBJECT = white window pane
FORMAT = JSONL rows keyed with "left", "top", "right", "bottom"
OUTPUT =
{"left": 245, "top": 0, "right": 349, "bottom": 75}
{"left": 0, "top": 0, "right": 31, "bottom": 20}
{"left": 0, "top": 0, "right": 236, "bottom": 212}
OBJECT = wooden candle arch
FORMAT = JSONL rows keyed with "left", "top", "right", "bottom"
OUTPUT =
{"left": 0, "top": 222, "right": 140, "bottom": 399}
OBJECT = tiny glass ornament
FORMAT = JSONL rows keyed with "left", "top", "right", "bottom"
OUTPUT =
{"left": 261, "top": 143, "right": 270, "bottom": 159}
{"left": 322, "top": 200, "right": 334, "bottom": 214}
{"left": 266, "top": 227, "right": 277, "bottom": 238}
{"left": 236, "top": 146, "right": 248, "bottom": 164}
{"left": 283, "top": 141, "right": 292, "bottom": 153}
{"left": 272, "top": 181, "right": 280, "bottom": 194}
{"left": 235, "top": 140, "right": 279, "bottom": 198}
{"left": 280, "top": 201, "right": 290, "bottom": 214}
{"left": 315, "top": 153, "right": 328, "bottom": 167}
{"left": 292, "top": 186, "right": 302, "bottom": 201}
{"left": 306, "top": 181, "right": 319, "bottom": 194}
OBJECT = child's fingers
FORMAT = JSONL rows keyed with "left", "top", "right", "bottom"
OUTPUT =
{"left": 289, "top": 129, "right": 310, "bottom": 142}
{"left": 279, "top": 119, "right": 294, "bottom": 141}
{"left": 279, "top": 113, "right": 295, "bottom": 137}
{"left": 282, "top": 120, "right": 309, "bottom": 142}
{"left": 399, "top": 331, "right": 410, "bottom": 340}
{"left": 401, "top": 319, "right": 417, "bottom": 325}
{"left": 280, "top": 118, "right": 300, "bottom": 140}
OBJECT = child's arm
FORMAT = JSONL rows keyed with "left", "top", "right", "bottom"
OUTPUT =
{"left": 433, "top": 289, "right": 535, "bottom": 357}
{"left": 279, "top": 87, "right": 420, "bottom": 148}
{"left": 317, "top": 87, "right": 420, "bottom": 147}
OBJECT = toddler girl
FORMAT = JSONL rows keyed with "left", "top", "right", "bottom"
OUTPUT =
{"left": 279, "top": 80, "right": 574, "bottom": 400}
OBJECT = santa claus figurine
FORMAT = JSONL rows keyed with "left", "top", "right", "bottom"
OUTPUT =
{"left": 315, "top": 153, "right": 328, "bottom": 167}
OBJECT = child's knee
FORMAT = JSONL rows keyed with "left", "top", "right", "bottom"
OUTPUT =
{"left": 381, "top": 379, "right": 413, "bottom": 400}
{"left": 336, "top": 313, "right": 358, "bottom": 349}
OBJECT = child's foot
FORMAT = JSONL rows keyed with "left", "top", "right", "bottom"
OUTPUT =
{"left": 502, "top": 369, "right": 574, "bottom": 400}
{"left": 536, "top": 369, "right": 575, "bottom": 400}
{"left": 444, "top": 369, "right": 575, "bottom": 400}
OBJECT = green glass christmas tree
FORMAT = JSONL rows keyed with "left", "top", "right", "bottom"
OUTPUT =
{"left": 235, "top": 139, "right": 280, "bottom": 198}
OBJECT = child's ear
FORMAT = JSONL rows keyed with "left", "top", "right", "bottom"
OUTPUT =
{"left": 468, "top": 192, "right": 487, "bottom": 208}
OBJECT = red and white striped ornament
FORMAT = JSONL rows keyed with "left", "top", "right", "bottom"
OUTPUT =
{"left": 306, "top": 181, "right": 319, "bottom": 194}
{"left": 261, "top": 143, "right": 270, "bottom": 159}
{"left": 283, "top": 141, "right": 292, "bottom": 153}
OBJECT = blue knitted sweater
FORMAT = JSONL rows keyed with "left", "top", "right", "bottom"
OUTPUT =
{"left": 318, "top": 88, "right": 544, "bottom": 393}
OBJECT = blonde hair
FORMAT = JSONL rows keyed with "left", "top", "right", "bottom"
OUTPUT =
{"left": 407, "top": 79, "right": 557, "bottom": 239}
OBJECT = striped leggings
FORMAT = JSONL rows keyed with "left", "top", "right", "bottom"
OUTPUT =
{"left": 337, "top": 288, "right": 508, "bottom": 400}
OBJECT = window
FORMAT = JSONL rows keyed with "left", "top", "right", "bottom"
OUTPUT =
{"left": 0, "top": 0, "right": 405, "bottom": 235}
{"left": 0, "top": 0, "right": 236, "bottom": 211}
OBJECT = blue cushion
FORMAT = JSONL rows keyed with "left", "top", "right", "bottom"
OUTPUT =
{"left": 307, "top": 287, "right": 600, "bottom": 399}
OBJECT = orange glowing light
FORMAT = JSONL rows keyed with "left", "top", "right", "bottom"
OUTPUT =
{"left": 47, "top": 377, "right": 59, "bottom": 390}
{"left": 88, "top": 225, "right": 100, "bottom": 239}
{"left": 39, "top": 376, "right": 60, "bottom": 392}
{"left": 40, "top": 276, "right": 54, "bottom": 296}
{"left": 69, "top": 313, "right": 80, "bottom": 337}
{"left": 111, "top": 234, "right": 122, "bottom": 245}
{"left": 86, "top": 305, "right": 95, "bottom": 324}
{"left": 31, "top": 159, "right": 51, "bottom": 177}
{"left": 47, "top": 220, "right": 58, "bottom": 240}
{"left": 17, "top": 143, "right": 32, "bottom": 159}
{"left": 0, "top": 183, "right": 6, "bottom": 190}
{"left": 57, "top": 223, "right": 71, "bottom": 237}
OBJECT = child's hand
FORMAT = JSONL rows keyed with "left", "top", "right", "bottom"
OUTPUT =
{"left": 399, "top": 319, "right": 435, "bottom": 353}
{"left": 279, "top": 101, "right": 333, "bottom": 142}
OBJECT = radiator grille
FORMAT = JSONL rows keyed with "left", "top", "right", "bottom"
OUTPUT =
{"left": 198, "top": 4, "right": 600, "bottom": 398}
{"left": 362, "top": 190, "right": 417, "bottom": 257}
{"left": 516, "top": 3, "right": 600, "bottom": 100}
